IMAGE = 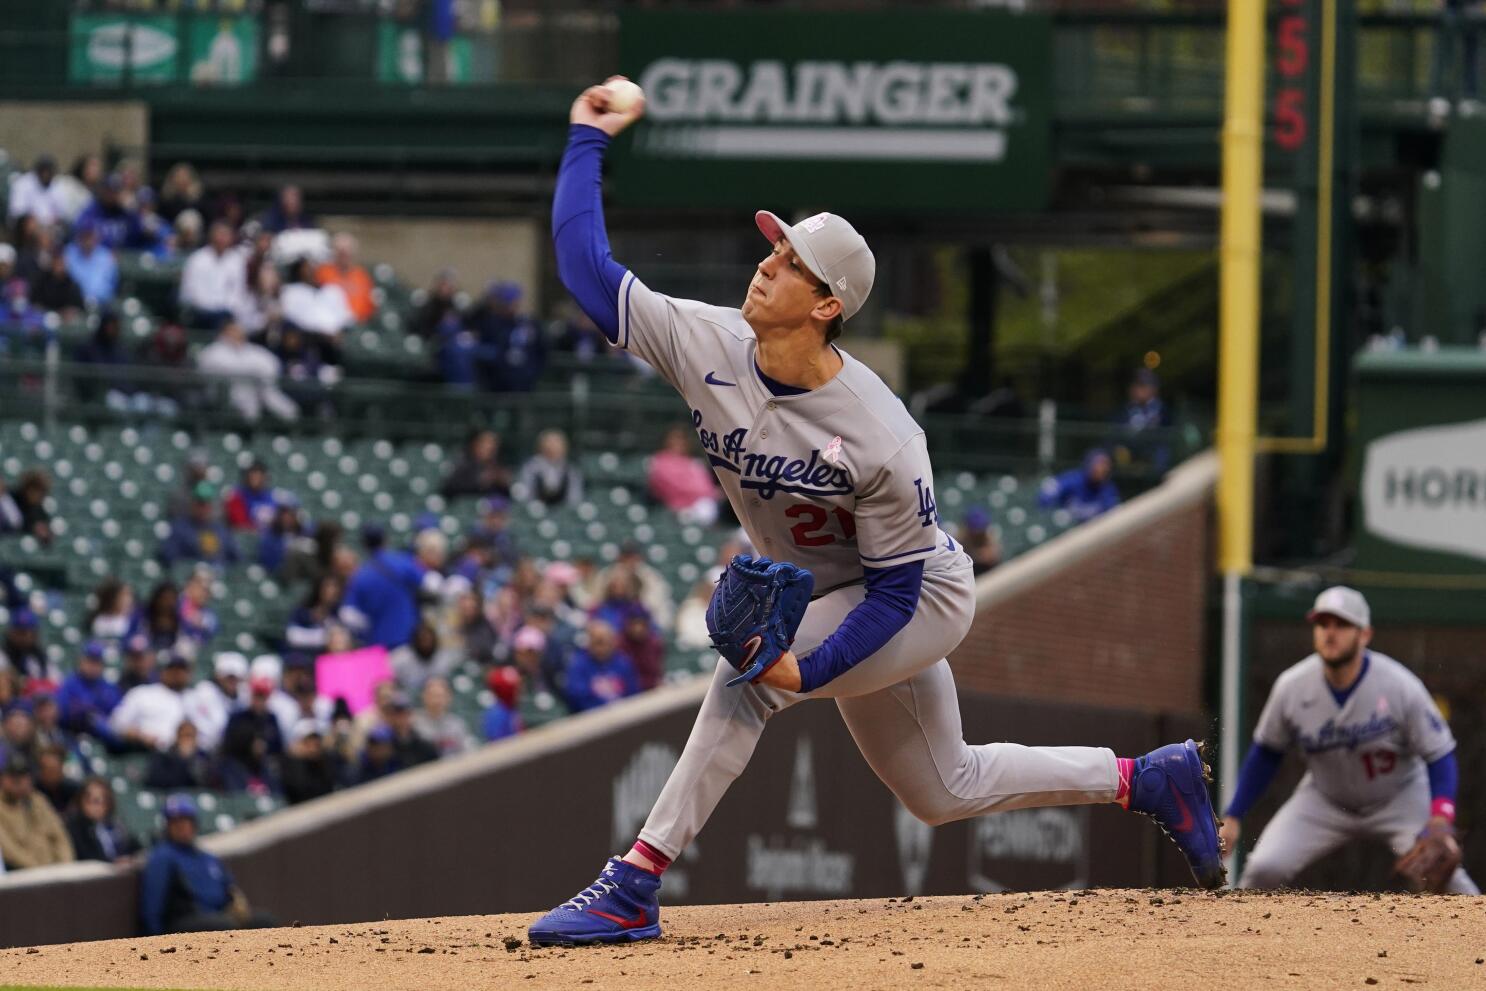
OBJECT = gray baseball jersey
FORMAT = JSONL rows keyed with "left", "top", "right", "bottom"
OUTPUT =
{"left": 1252, "top": 650, "right": 1455, "bottom": 813}
{"left": 616, "top": 270, "right": 962, "bottom": 592}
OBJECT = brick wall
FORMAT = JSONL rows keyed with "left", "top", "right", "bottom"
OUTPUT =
{"left": 948, "top": 464, "right": 1214, "bottom": 717}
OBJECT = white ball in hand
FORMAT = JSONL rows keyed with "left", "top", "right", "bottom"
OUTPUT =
{"left": 605, "top": 79, "right": 644, "bottom": 114}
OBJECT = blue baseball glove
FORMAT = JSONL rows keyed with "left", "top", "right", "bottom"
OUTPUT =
{"left": 706, "top": 555, "right": 814, "bottom": 687}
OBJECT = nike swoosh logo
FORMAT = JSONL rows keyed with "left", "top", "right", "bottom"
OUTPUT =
{"left": 590, "top": 909, "right": 650, "bottom": 929}
{"left": 704, "top": 371, "right": 737, "bottom": 387}
{"left": 1167, "top": 781, "right": 1194, "bottom": 832}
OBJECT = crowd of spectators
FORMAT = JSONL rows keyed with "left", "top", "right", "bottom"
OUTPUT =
{"left": 0, "top": 413, "right": 739, "bottom": 874}
{"left": 4, "top": 150, "right": 626, "bottom": 409}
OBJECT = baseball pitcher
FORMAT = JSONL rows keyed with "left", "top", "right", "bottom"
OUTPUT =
{"left": 1220, "top": 586, "right": 1476, "bottom": 894}
{"left": 528, "top": 78, "right": 1226, "bottom": 946}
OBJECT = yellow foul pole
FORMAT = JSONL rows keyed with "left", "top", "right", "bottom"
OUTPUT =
{"left": 1217, "top": 0, "right": 1264, "bottom": 852}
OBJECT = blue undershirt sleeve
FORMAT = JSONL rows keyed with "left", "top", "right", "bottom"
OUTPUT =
{"left": 1426, "top": 750, "right": 1458, "bottom": 802}
{"left": 1223, "top": 742, "right": 1285, "bottom": 820}
{"left": 552, "top": 124, "right": 629, "bottom": 342}
{"left": 796, "top": 561, "right": 923, "bottom": 694}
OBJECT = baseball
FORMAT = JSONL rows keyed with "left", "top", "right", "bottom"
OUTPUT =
{"left": 605, "top": 79, "right": 644, "bottom": 114}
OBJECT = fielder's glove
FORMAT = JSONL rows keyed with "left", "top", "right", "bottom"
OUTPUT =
{"left": 1394, "top": 819, "right": 1462, "bottom": 893}
{"left": 706, "top": 555, "right": 814, "bottom": 687}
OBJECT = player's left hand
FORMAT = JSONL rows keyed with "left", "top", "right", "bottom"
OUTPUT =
{"left": 755, "top": 651, "right": 802, "bottom": 692}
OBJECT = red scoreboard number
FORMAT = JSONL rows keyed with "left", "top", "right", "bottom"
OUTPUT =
{"left": 1273, "top": 0, "right": 1309, "bottom": 151}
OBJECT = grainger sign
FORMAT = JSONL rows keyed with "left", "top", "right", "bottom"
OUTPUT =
{"left": 614, "top": 11, "right": 1052, "bottom": 212}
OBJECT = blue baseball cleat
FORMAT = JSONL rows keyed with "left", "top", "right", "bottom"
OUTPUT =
{"left": 1129, "top": 739, "right": 1227, "bottom": 890}
{"left": 528, "top": 857, "right": 663, "bottom": 946}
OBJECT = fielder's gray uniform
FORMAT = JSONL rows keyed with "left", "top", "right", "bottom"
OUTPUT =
{"left": 614, "top": 272, "right": 1119, "bottom": 860}
{"left": 1240, "top": 650, "right": 1478, "bottom": 893}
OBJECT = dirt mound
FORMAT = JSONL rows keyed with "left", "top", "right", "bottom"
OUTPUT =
{"left": 4, "top": 890, "right": 1484, "bottom": 991}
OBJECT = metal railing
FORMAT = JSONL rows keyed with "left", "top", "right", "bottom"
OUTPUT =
{"left": 0, "top": 356, "right": 1200, "bottom": 484}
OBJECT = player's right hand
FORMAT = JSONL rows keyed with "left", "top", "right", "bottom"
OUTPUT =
{"left": 570, "top": 76, "right": 645, "bottom": 137}
{"left": 1218, "top": 817, "right": 1240, "bottom": 860}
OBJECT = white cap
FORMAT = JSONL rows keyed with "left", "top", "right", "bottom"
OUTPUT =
{"left": 213, "top": 651, "right": 248, "bottom": 679}
{"left": 1306, "top": 586, "right": 1371, "bottom": 629}
{"left": 754, "top": 210, "right": 876, "bottom": 321}
{"left": 249, "top": 653, "right": 283, "bottom": 685}
{"left": 0, "top": 243, "right": 15, "bottom": 267}
{"left": 289, "top": 718, "right": 322, "bottom": 744}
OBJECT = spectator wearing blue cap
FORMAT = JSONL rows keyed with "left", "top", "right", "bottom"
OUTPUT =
{"left": 1112, "top": 367, "right": 1173, "bottom": 474}
{"left": 159, "top": 482, "right": 239, "bottom": 569}
{"left": 139, "top": 793, "right": 275, "bottom": 935}
{"left": 467, "top": 281, "right": 546, "bottom": 392}
{"left": 441, "top": 428, "right": 512, "bottom": 500}
{"left": 1038, "top": 448, "right": 1122, "bottom": 524}
{"left": 57, "top": 643, "right": 122, "bottom": 749}
{"left": 74, "top": 175, "right": 134, "bottom": 250}
{"left": 355, "top": 724, "right": 402, "bottom": 783}
{"left": 63, "top": 221, "right": 119, "bottom": 307}
{"left": 957, "top": 507, "right": 1002, "bottom": 577}
{"left": 1, "top": 702, "right": 38, "bottom": 766}
{"left": 124, "top": 187, "right": 172, "bottom": 257}
{"left": 0, "top": 607, "right": 53, "bottom": 686}
{"left": 340, "top": 526, "right": 446, "bottom": 649}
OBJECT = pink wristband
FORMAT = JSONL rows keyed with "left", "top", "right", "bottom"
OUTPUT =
{"left": 1431, "top": 797, "right": 1456, "bottom": 822}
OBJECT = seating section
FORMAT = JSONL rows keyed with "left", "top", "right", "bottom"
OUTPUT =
{"left": 0, "top": 203, "right": 1089, "bottom": 841}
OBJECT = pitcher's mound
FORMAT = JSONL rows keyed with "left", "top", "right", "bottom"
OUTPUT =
{"left": 4, "top": 889, "right": 1484, "bottom": 991}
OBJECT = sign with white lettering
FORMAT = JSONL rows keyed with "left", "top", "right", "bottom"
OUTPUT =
{"left": 615, "top": 10, "right": 1051, "bottom": 211}
{"left": 1360, "top": 417, "right": 1486, "bottom": 563}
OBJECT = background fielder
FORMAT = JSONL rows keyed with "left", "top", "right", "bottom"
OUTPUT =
{"left": 1220, "top": 586, "right": 1476, "bottom": 893}
{"left": 527, "top": 78, "right": 1225, "bottom": 947}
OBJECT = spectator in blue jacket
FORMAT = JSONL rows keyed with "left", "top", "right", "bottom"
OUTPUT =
{"left": 139, "top": 794, "right": 276, "bottom": 935}
{"left": 55, "top": 641, "right": 123, "bottom": 748}
{"left": 1038, "top": 448, "right": 1121, "bottom": 524}
{"left": 158, "top": 482, "right": 239, "bottom": 569}
{"left": 63, "top": 221, "right": 118, "bottom": 307}
{"left": 563, "top": 619, "right": 639, "bottom": 713}
{"left": 74, "top": 175, "right": 134, "bottom": 250}
{"left": 340, "top": 526, "right": 446, "bottom": 649}
{"left": 467, "top": 281, "right": 545, "bottom": 392}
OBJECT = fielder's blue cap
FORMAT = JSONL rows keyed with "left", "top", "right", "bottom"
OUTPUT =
{"left": 163, "top": 793, "right": 198, "bottom": 819}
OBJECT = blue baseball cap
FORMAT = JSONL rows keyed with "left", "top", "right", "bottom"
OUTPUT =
{"left": 965, "top": 507, "right": 991, "bottom": 531}
{"left": 81, "top": 640, "right": 107, "bottom": 662}
{"left": 367, "top": 724, "right": 395, "bottom": 744}
{"left": 163, "top": 793, "right": 198, "bottom": 820}
{"left": 486, "top": 280, "right": 523, "bottom": 305}
{"left": 9, "top": 608, "right": 38, "bottom": 630}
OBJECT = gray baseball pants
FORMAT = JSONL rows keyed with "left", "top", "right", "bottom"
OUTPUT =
{"left": 638, "top": 557, "right": 1120, "bottom": 859}
{"left": 1240, "top": 772, "right": 1480, "bottom": 894}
